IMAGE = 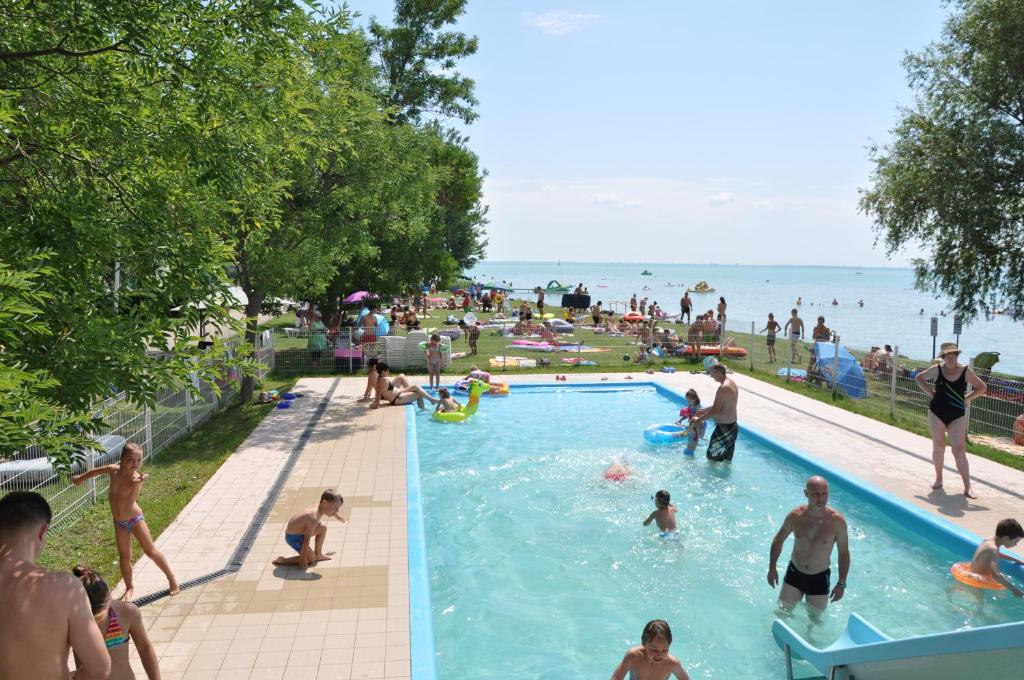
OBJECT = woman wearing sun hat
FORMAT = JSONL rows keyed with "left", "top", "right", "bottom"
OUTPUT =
{"left": 914, "top": 342, "right": 987, "bottom": 498}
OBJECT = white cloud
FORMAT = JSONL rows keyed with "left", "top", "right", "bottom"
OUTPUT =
{"left": 594, "top": 192, "right": 645, "bottom": 209}
{"left": 523, "top": 11, "right": 600, "bottom": 35}
{"left": 706, "top": 191, "right": 734, "bottom": 206}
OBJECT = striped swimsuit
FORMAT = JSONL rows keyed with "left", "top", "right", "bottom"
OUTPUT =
{"left": 102, "top": 607, "right": 129, "bottom": 649}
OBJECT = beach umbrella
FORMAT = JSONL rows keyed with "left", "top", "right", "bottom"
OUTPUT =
{"left": 481, "top": 281, "right": 511, "bottom": 291}
{"left": 813, "top": 343, "right": 868, "bottom": 398}
{"left": 343, "top": 290, "right": 376, "bottom": 304}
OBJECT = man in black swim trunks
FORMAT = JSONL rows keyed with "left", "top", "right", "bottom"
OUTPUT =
{"left": 767, "top": 476, "right": 850, "bottom": 612}
{"left": 691, "top": 363, "right": 739, "bottom": 462}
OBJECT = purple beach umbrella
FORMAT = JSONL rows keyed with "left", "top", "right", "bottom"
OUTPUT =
{"left": 343, "top": 290, "right": 376, "bottom": 304}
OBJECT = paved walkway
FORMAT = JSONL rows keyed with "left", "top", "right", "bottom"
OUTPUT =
{"left": 120, "top": 371, "right": 1024, "bottom": 678}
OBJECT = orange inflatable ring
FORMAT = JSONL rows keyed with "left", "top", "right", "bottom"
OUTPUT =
{"left": 1013, "top": 414, "right": 1024, "bottom": 446}
{"left": 951, "top": 562, "right": 1004, "bottom": 590}
{"left": 488, "top": 382, "right": 510, "bottom": 396}
{"left": 624, "top": 312, "right": 644, "bottom": 322}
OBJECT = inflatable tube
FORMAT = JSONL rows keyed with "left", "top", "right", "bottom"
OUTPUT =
{"left": 433, "top": 380, "right": 488, "bottom": 423}
{"left": 624, "top": 312, "right": 644, "bottom": 322}
{"left": 661, "top": 366, "right": 677, "bottom": 373}
{"left": 643, "top": 424, "right": 687, "bottom": 446}
{"left": 487, "top": 382, "right": 509, "bottom": 396}
{"left": 951, "top": 562, "right": 1005, "bottom": 590}
{"left": 681, "top": 345, "right": 749, "bottom": 358}
{"left": 454, "top": 379, "right": 471, "bottom": 392}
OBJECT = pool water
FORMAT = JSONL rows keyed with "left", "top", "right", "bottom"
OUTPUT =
{"left": 412, "top": 385, "right": 1024, "bottom": 679}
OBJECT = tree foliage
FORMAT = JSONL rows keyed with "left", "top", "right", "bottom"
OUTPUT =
{"left": 860, "top": 0, "right": 1024, "bottom": 321}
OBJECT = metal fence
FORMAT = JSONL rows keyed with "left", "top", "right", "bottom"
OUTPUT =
{"left": 263, "top": 308, "right": 1024, "bottom": 452}
{"left": 0, "top": 334, "right": 275, "bottom": 530}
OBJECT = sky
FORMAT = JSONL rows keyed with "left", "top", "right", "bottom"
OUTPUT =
{"left": 350, "top": 1, "right": 951, "bottom": 267}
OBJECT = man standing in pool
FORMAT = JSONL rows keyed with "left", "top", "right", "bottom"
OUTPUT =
{"left": 767, "top": 476, "right": 850, "bottom": 612}
{"left": 691, "top": 363, "right": 738, "bottom": 462}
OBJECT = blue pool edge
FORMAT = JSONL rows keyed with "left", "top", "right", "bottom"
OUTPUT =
{"left": 406, "top": 406, "right": 439, "bottom": 680}
{"left": 406, "top": 380, "right": 1022, "bottom": 676}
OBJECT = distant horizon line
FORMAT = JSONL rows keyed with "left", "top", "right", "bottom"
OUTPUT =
{"left": 472, "top": 259, "right": 912, "bottom": 271}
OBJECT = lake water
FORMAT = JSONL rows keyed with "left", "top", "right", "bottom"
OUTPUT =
{"left": 467, "top": 261, "right": 1024, "bottom": 374}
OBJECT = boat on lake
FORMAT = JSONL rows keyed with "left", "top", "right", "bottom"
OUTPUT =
{"left": 687, "top": 280, "right": 715, "bottom": 293}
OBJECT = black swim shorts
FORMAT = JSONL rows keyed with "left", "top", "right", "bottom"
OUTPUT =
{"left": 783, "top": 561, "right": 830, "bottom": 596}
{"left": 706, "top": 422, "right": 738, "bottom": 461}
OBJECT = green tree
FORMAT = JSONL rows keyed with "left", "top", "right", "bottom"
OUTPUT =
{"left": 860, "top": 0, "right": 1024, "bottom": 321}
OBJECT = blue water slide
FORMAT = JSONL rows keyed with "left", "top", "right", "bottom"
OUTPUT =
{"left": 772, "top": 613, "right": 1024, "bottom": 679}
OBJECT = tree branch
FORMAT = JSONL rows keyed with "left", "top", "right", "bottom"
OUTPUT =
{"left": 0, "top": 38, "right": 129, "bottom": 62}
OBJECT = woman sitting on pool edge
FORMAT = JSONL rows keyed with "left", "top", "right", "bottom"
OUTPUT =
{"left": 370, "top": 362, "right": 439, "bottom": 410}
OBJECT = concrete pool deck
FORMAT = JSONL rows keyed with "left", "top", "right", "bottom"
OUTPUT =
{"left": 119, "top": 372, "right": 1024, "bottom": 678}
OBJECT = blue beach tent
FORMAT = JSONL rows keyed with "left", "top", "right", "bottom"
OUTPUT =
{"left": 813, "top": 342, "right": 867, "bottom": 399}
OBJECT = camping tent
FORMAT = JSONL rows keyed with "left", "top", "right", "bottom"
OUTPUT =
{"left": 813, "top": 342, "right": 868, "bottom": 399}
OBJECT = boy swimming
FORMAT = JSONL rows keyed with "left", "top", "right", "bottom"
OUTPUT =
{"left": 610, "top": 619, "right": 691, "bottom": 680}
{"left": 272, "top": 490, "right": 346, "bottom": 569}
{"left": 963, "top": 518, "right": 1024, "bottom": 596}
{"left": 643, "top": 490, "right": 678, "bottom": 538}
{"left": 71, "top": 442, "right": 178, "bottom": 600}
{"left": 673, "top": 389, "right": 706, "bottom": 455}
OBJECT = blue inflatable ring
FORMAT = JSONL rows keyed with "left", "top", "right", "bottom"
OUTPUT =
{"left": 643, "top": 423, "right": 686, "bottom": 446}
{"left": 454, "top": 379, "right": 471, "bottom": 392}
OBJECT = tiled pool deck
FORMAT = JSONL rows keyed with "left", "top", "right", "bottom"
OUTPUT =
{"left": 119, "top": 372, "right": 1024, "bottom": 678}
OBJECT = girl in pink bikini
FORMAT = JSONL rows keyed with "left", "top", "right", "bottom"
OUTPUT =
{"left": 73, "top": 443, "right": 178, "bottom": 600}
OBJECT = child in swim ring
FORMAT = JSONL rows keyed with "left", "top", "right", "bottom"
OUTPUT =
{"left": 434, "top": 387, "right": 462, "bottom": 414}
{"left": 674, "top": 389, "right": 706, "bottom": 455}
{"left": 610, "top": 619, "right": 691, "bottom": 680}
{"left": 964, "top": 518, "right": 1024, "bottom": 596}
{"left": 643, "top": 490, "right": 678, "bottom": 537}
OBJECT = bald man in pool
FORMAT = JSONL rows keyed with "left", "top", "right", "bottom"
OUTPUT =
{"left": 767, "top": 476, "right": 850, "bottom": 612}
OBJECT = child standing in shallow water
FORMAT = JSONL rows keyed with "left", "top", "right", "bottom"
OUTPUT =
{"left": 426, "top": 334, "right": 443, "bottom": 390}
{"left": 273, "top": 490, "right": 346, "bottom": 569}
{"left": 673, "top": 389, "right": 706, "bottom": 455}
{"left": 611, "top": 619, "right": 691, "bottom": 680}
{"left": 72, "top": 442, "right": 178, "bottom": 600}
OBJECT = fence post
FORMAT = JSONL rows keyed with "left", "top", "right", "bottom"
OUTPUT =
{"left": 144, "top": 405, "right": 153, "bottom": 458}
{"left": 750, "top": 321, "right": 755, "bottom": 371}
{"left": 184, "top": 384, "right": 193, "bottom": 432}
{"left": 86, "top": 449, "right": 97, "bottom": 505}
{"left": 965, "top": 356, "right": 974, "bottom": 433}
{"left": 831, "top": 338, "right": 840, "bottom": 399}
{"left": 786, "top": 335, "right": 793, "bottom": 383}
{"left": 889, "top": 345, "right": 899, "bottom": 418}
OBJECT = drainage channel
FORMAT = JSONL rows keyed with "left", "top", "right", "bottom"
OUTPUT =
{"left": 133, "top": 378, "right": 341, "bottom": 608}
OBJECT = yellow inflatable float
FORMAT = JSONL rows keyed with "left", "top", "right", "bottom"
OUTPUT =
{"left": 433, "top": 379, "right": 488, "bottom": 423}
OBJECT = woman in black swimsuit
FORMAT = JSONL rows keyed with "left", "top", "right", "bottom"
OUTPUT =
{"left": 914, "top": 343, "right": 987, "bottom": 498}
{"left": 370, "top": 362, "right": 439, "bottom": 410}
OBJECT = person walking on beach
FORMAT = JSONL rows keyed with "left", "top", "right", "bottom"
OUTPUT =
{"left": 680, "top": 292, "right": 691, "bottom": 324}
{"left": 784, "top": 309, "right": 804, "bottom": 363}
{"left": 692, "top": 364, "right": 738, "bottom": 462}
{"left": 717, "top": 296, "right": 727, "bottom": 323}
{"left": 0, "top": 492, "right": 111, "bottom": 680}
{"left": 760, "top": 313, "right": 781, "bottom": 363}
{"left": 768, "top": 476, "right": 850, "bottom": 612}
{"left": 914, "top": 343, "right": 987, "bottom": 498}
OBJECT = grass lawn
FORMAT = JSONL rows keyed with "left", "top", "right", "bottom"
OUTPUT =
{"left": 39, "top": 375, "right": 296, "bottom": 585}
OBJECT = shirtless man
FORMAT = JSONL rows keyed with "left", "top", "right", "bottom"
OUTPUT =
{"left": 692, "top": 363, "right": 739, "bottom": 462}
{"left": 768, "top": 476, "right": 851, "bottom": 611}
{"left": 808, "top": 316, "right": 831, "bottom": 373}
{"left": 784, "top": 308, "right": 804, "bottom": 363}
{"left": 0, "top": 492, "right": 111, "bottom": 680}
{"left": 679, "top": 292, "right": 691, "bottom": 324}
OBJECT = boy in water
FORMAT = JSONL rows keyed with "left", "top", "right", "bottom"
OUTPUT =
{"left": 673, "top": 389, "right": 705, "bottom": 455}
{"left": 273, "top": 490, "right": 346, "bottom": 569}
{"left": 966, "top": 518, "right": 1024, "bottom": 597}
{"left": 434, "top": 387, "right": 463, "bottom": 414}
{"left": 610, "top": 619, "right": 691, "bottom": 680}
{"left": 72, "top": 442, "right": 178, "bottom": 600}
{"left": 426, "top": 333, "right": 443, "bottom": 390}
{"left": 643, "top": 490, "right": 678, "bottom": 537}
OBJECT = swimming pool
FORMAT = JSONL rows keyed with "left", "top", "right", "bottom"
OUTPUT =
{"left": 408, "top": 383, "right": 1024, "bottom": 679}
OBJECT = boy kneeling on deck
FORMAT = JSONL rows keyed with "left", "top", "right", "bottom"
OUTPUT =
{"left": 273, "top": 490, "right": 346, "bottom": 569}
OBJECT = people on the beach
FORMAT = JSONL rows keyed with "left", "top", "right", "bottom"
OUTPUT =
{"left": 610, "top": 619, "right": 691, "bottom": 680}
{"left": 680, "top": 292, "right": 692, "bottom": 324}
{"left": 644, "top": 490, "right": 678, "bottom": 536}
{"left": 760, "top": 313, "right": 781, "bottom": 363}
{"left": 0, "top": 492, "right": 110, "bottom": 680}
{"left": 692, "top": 364, "right": 739, "bottom": 462}
{"left": 914, "top": 343, "right": 987, "bottom": 498}
{"left": 272, "top": 489, "right": 346, "bottom": 569}
{"left": 434, "top": 387, "right": 463, "bottom": 414}
{"left": 784, "top": 309, "right": 804, "bottom": 363}
{"left": 371, "top": 362, "right": 439, "bottom": 409}
{"left": 717, "top": 296, "right": 727, "bottom": 322}
{"left": 74, "top": 564, "right": 161, "bottom": 679}
{"left": 537, "top": 288, "right": 545, "bottom": 314}
{"left": 463, "top": 320, "right": 480, "bottom": 355}
{"left": 72, "top": 442, "right": 179, "bottom": 600}
{"left": 808, "top": 316, "right": 831, "bottom": 373}
{"left": 426, "top": 333, "right": 443, "bottom": 390}
{"left": 962, "top": 518, "right": 1024, "bottom": 596}
{"left": 631, "top": 293, "right": 638, "bottom": 312}
{"left": 767, "top": 476, "right": 850, "bottom": 612}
